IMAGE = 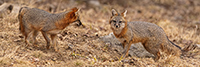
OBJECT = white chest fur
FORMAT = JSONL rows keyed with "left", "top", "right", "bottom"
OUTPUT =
{"left": 113, "top": 29, "right": 123, "bottom": 35}
{"left": 114, "top": 28, "right": 133, "bottom": 44}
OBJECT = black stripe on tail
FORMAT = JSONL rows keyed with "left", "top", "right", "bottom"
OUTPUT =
{"left": 166, "top": 37, "right": 182, "bottom": 50}
{"left": 169, "top": 40, "right": 181, "bottom": 49}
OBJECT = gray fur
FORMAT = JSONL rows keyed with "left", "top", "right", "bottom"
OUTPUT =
{"left": 22, "top": 8, "right": 69, "bottom": 33}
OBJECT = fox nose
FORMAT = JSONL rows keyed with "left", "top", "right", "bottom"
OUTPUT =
{"left": 76, "top": 20, "right": 82, "bottom": 26}
{"left": 116, "top": 25, "right": 119, "bottom": 28}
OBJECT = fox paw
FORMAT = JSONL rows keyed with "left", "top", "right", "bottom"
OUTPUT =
{"left": 46, "top": 45, "right": 50, "bottom": 49}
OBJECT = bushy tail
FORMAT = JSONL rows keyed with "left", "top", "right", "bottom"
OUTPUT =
{"left": 181, "top": 44, "right": 197, "bottom": 52}
{"left": 18, "top": 7, "right": 27, "bottom": 35}
{"left": 167, "top": 37, "right": 197, "bottom": 55}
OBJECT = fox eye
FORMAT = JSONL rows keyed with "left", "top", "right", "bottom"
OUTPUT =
{"left": 113, "top": 20, "right": 116, "bottom": 23}
{"left": 119, "top": 21, "right": 122, "bottom": 23}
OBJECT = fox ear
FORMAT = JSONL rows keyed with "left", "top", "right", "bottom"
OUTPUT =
{"left": 112, "top": 9, "right": 118, "bottom": 16}
{"left": 121, "top": 10, "right": 127, "bottom": 17}
{"left": 67, "top": 7, "right": 79, "bottom": 19}
{"left": 75, "top": 8, "right": 80, "bottom": 16}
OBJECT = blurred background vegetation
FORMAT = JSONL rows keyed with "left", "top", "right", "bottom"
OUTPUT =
{"left": 0, "top": 0, "right": 199, "bottom": 66}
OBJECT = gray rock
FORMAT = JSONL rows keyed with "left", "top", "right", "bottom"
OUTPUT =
{"left": 100, "top": 33, "right": 154, "bottom": 58}
{"left": 196, "top": 44, "right": 200, "bottom": 49}
{"left": 0, "top": 3, "right": 12, "bottom": 18}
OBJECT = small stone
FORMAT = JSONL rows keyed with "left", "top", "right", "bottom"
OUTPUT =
{"left": 34, "top": 58, "right": 39, "bottom": 62}
{"left": 14, "top": 39, "right": 21, "bottom": 42}
{"left": 52, "top": 58, "right": 57, "bottom": 61}
{"left": 121, "top": 59, "right": 129, "bottom": 63}
{"left": 19, "top": 35, "right": 23, "bottom": 38}
{"left": 196, "top": 44, "right": 200, "bottom": 48}
{"left": 68, "top": 44, "right": 74, "bottom": 49}
{"left": 83, "top": 34, "right": 89, "bottom": 37}
{"left": 95, "top": 33, "right": 98, "bottom": 36}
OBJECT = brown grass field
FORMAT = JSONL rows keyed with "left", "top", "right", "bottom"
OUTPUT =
{"left": 0, "top": 0, "right": 200, "bottom": 67}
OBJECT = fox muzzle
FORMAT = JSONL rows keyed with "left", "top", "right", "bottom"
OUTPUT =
{"left": 75, "top": 20, "right": 82, "bottom": 26}
{"left": 114, "top": 24, "right": 120, "bottom": 28}
{"left": 116, "top": 25, "right": 119, "bottom": 28}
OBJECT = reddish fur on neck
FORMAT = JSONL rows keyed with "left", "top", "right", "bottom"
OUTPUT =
{"left": 55, "top": 7, "right": 78, "bottom": 29}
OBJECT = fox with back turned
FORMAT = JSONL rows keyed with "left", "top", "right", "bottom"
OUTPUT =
{"left": 109, "top": 9, "right": 196, "bottom": 61}
{"left": 18, "top": 7, "right": 82, "bottom": 51}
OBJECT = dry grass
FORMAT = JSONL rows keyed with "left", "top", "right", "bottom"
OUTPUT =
{"left": 0, "top": 0, "right": 199, "bottom": 66}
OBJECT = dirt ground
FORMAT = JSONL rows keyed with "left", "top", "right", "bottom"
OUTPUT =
{"left": 0, "top": 0, "right": 200, "bottom": 67}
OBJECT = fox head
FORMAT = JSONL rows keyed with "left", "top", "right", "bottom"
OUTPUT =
{"left": 110, "top": 9, "right": 127, "bottom": 34}
{"left": 65, "top": 7, "right": 82, "bottom": 26}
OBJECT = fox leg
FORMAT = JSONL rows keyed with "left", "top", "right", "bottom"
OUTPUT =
{"left": 143, "top": 40, "right": 161, "bottom": 61}
{"left": 24, "top": 34, "right": 28, "bottom": 45}
{"left": 122, "top": 42, "right": 126, "bottom": 49}
{"left": 121, "top": 40, "right": 128, "bottom": 49}
{"left": 32, "top": 30, "right": 39, "bottom": 47}
{"left": 122, "top": 42, "right": 132, "bottom": 59}
{"left": 41, "top": 31, "right": 50, "bottom": 49}
{"left": 24, "top": 28, "right": 31, "bottom": 46}
{"left": 154, "top": 52, "right": 160, "bottom": 62}
{"left": 50, "top": 34, "right": 58, "bottom": 51}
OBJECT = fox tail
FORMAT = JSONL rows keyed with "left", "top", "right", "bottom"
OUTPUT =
{"left": 168, "top": 37, "right": 197, "bottom": 56}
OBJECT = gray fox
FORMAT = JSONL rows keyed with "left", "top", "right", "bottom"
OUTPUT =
{"left": 18, "top": 7, "right": 82, "bottom": 51}
{"left": 109, "top": 9, "right": 196, "bottom": 61}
